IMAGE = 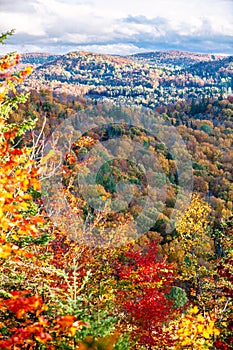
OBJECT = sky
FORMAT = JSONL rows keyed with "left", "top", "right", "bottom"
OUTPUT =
{"left": 0, "top": 0, "right": 233, "bottom": 55}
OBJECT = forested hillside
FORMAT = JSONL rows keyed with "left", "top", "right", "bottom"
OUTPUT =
{"left": 0, "top": 33, "right": 232, "bottom": 349}
{"left": 21, "top": 51, "right": 233, "bottom": 109}
{"left": 13, "top": 89, "right": 233, "bottom": 228}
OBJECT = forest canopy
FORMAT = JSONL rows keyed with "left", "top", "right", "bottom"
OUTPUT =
{"left": 0, "top": 32, "right": 232, "bottom": 349}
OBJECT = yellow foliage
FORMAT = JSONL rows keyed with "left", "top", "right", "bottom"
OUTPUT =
{"left": 77, "top": 333, "right": 119, "bottom": 349}
{"left": 175, "top": 194, "right": 214, "bottom": 288}
{"left": 176, "top": 193, "right": 211, "bottom": 248}
{"left": 171, "top": 306, "right": 220, "bottom": 349}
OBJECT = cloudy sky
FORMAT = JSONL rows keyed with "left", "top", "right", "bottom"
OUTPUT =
{"left": 0, "top": 0, "right": 232, "bottom": 55}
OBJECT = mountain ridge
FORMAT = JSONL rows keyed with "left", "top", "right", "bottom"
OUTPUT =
{"left": 21, "top": 49, "right": 229, "bottom": 67}
{"left": 21, "top": 49, "right": 233, "bottom": 108}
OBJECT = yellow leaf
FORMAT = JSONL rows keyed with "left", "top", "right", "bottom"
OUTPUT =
{"left": 192, "top": 306, "right": 199, "bottom": 314}
{"left": 202, "top": 329, "right": 210, "bottom": 339}
{"left": 0, "top": 244, "right": 12, "bottom": 259}
{"left": 11, "top": 234, "right": 19, "bottom": 241}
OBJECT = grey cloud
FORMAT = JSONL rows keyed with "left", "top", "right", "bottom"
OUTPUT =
{"left": 114, "top": 16, "right": 233, "bottom": 53}
{"left": 0, "top": 0, "right": 37, "bottom": 13}
{"left": 45, "top": 19, "right": 107, "bottom": 37}
{"left": 124, "top": 15, "right": 168, "bottom": 26}
{"left": 9, "top": 30, "right": 233, "bottom": 55}
{"left": 120, "top": 16, "right": 169, "bottom": 37}
{"left": 8, "top": 32, "right": 47, "bottom": 45}
{"left": 56, "top": 0, "right": 93, "bottom": 4}
{"left": 125, "top": 32, "right": 233, "bottom": 54}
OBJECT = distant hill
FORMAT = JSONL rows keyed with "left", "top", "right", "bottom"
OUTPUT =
{"left": 128, "top": 50, "right": 223, "bottom": 67}
{"left": 22, "top": 50, "right": 233, "bottom": 107}
{"left": 184, "top": 56, "right": 233, "bottom": 78}
{"left": 21, "top": 53, "right": 60, "bottom": 66}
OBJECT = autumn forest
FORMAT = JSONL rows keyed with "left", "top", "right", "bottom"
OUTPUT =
{"left": 0, "top": 31, "right": 233, "bottom": 349}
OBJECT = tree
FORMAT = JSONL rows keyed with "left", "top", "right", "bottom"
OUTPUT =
{"left": 176, "top": 194, "right": 214, "bottom": 306}
{"left": 0, "top": 33, "right": 132, "bottom": 349}
{"left": 171, "top": 306, "right": 220, "bottom": 350}
{"left": 116, "top": 240, "right": 182, "bottom": 349}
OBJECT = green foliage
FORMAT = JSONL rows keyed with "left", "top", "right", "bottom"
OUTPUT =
{"left": 0, "top": 93, "right": 29, "bottom": 122}
{"left": 0, "top": 30, "right": 15, "bottom": 44}
{"left": 166, "top": 286, "right": 188, "bottom": 309}
{"left": 200, "top": 123, "right": 213, "bottom": 135}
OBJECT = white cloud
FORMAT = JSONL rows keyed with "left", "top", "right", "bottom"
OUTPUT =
{"left": 75, "top": 43, "right": 145, "bottom": 55}
{"left": 0, "top": 11, "right": 46, "bottom": 36}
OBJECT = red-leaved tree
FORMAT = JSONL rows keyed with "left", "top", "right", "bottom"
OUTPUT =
{"left": 116, "top": 240, "right": 179, "bottom": 349}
